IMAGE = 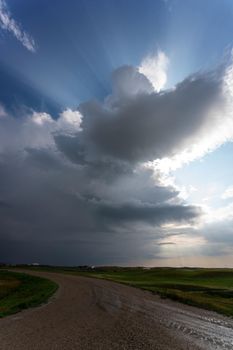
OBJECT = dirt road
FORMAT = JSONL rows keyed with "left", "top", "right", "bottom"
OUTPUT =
{"left": 0, "top": 271, "right": 233, "bottom": 350}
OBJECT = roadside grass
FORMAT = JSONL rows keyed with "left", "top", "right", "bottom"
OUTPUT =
{"left": 0, "top": 270, "right": 58, "bottom": 318}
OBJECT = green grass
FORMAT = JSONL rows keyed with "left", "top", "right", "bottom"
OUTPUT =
{"left": 79, "top": 267, "right": 233, "bottom": 317}
{"left": 6, "top": 266, "right": 233, "bottom": 317}
{"left": 0, "top": 270, "right": 58, "bottom": 318}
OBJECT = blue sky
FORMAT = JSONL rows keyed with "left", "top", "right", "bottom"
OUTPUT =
{"left": 1, "top": 0, "right": 233, "bottom": 266}
{"left": 1, "top": 0, "right": 233, "bottom": 113}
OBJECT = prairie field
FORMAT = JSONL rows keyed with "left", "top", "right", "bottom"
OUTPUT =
{"left": 4, "top": 266, "right": 233, "bottom": 317}
{"left": 0, "top": 270, "right": 58, "bottom": 317}
{"left": 79, "top": 267, "right": 233, "bottom": 316}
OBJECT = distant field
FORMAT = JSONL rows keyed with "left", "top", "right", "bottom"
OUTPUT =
{"left": 82, "top": 267, "right": 233, "bottom": 317}
{"left": 0, "top": 270, "right": 58, "bottom": 317}
{"left": 10, "top": 265, "right": 233, "bottom": 317}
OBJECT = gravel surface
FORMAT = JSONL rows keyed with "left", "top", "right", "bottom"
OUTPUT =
{"left": 0, "top": 271, "right": 233, "bottom": 350}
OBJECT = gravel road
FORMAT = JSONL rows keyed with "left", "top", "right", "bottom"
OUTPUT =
{"left": 1, "top": 271, "right": 233, "bottom": 350}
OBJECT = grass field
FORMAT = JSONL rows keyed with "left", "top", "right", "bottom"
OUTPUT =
{"left": 0, "top": 270, "right": 58, "bottom": 318}
{"left": 5, "top": 266, "right": 233, "bottom": 317}
{"left": 14, "top": 265, "right": 233, "bottom": 317}
{"left": 79, "top": 267, "right": 233, "bottom": 317}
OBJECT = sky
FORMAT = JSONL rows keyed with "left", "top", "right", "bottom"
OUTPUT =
{"left": 1, "top": 0, "right": 233, "bottom": 266}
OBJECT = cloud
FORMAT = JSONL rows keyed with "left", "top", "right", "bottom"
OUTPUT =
{"left": 0, "top": 104, "right": 201, "bottom": 264}
{"left": 58, "top": 109, "right": 83, "bottom": 133}
{"left": 3, "top": 52, "right": 233, "bottom": 264}
{"left": 80, "top": 59, "right": 232, "bottom": 167}
{"left": 0, "top": 147, "right": 197, "bottom": 264}
{"left": 202, "top": 201, "right": 233, "bottom": 224}
{"left": 0, "top": 0, "right": 36, "bottom": 52}
{"left": 110, "top": 65, "right": 154, "bottom": 100}
{"left": 31, "top": 109, "right": 83, "bottom": 134}
{"left": 139, "top": 50, "right": 169, "bottom": 92}
{"left": 0, "top": 104, "right": 7, "bottom": 118}
{"left": 149, "top": 58, "right": 233, "bottom": 178}
{"left": 96, "top": 202, "right": 201, "bottom": 226}
{"left": 222, "top": 185, "right": 233, "bottom": 199}
{"left": 31, "top": 112, "right": 53, "bottom": 126}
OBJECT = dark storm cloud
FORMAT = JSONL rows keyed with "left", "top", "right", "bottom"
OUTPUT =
{"left": 26, "top": 148, "right": 63, "bottom": 170}
{"left": 0, "top": 199, "right": 11, "bottom": 208}
{"left": 78, "top": 66, "right": 223, "bottom": 163}
{"left": 2, "top": 59, "right": 229, "bottom": 264}
{"left": 0, "top": 143, "right": 201, "bottom": 264}
{"left": 97, "top": 202, "right": 201, "bottom": 225}
{"left": 0, "top": 151, "right": 197, "bottom": 237}
{"left": 54, "top": 134, "right": 86, "bottom": 165}
{"left": 110, "top": 65, "right": 154, "bottom": 100}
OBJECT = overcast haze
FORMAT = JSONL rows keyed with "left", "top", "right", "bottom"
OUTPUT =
{"left": 1, "top": 0, "right": 233, "bottom": 266}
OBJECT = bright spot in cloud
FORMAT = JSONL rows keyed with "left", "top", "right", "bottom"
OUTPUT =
{"left": 160, "top": 222, "right": 194, "bottom": 230}
{"left": 32, "top": 112, "right": 53, "bottom": 125}
{"left": 157, "top": 234, "right": 206, "bottom": 259}
{"left": 160, "top": 233, "right": 206, "bottom": 246}
{"left": 178, "top": 185, "right": 197, "bottom": 200}
{"left": 32, "top": 109, "right": 83, "bottom": 134}
{"left": 59, "top": 108, "right": 83, "bottom": 132}
{"left": 139, "top": 50, "right": 169, "bottom": 92}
